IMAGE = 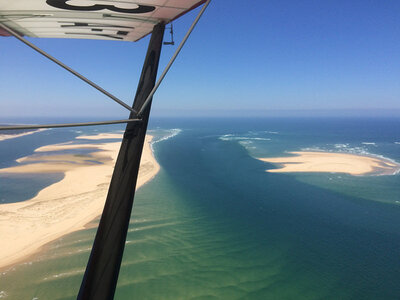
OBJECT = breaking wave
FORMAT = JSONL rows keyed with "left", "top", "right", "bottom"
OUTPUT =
{"left": 42, "top": 268, "right": 84, "bottom": 282}
{"left": 301, "top": 144, "right": 400, "bottom": 175}
{"left": 150, "top": 128, "right": 182, "bottom": 152}
{"left": 219, "top": 132, "right": 273, "bottom": 153}
{"left": 219, "top": 134, "right": 271, "bottom": 142}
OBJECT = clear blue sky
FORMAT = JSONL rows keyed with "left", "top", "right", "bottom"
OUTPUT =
{"left": 1, "top": 0, "right": 399, "bottom": 119}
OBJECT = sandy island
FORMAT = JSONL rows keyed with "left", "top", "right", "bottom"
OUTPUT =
{"left": 259, "top": 151, "right": 400, "bottom": 175}
{"left": 0, "top": 133, "right": 160, "bottom": 269}
{"left": 0, "top": 129, "right": 46, "bottom": 142}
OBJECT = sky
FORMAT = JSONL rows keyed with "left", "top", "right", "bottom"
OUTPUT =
{"left": 0, "top": 0, "right": 400, "bottom": 119}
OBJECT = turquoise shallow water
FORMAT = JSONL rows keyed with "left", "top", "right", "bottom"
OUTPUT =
{"left": 0, "top": 117, "right": 400, "bottom": 299}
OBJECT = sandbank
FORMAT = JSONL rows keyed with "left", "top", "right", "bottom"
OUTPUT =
{"left": 0, "top": 134, "right": 159, "bottom": 269}
{"left": 259, "top": 151, "right": 400, "bottom": 175}
{"left": 76, "top": 133, "right": 123, "bottom": 140}
{"left": 34, "top": 143, "right": 98, "bottom": 152}
{"left": 0, "top": 129, "right": 46, "bottom": 142}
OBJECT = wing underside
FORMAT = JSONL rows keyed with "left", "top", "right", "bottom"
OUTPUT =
{"left": 0, "top": 0, "right": 205, "bottom": 41}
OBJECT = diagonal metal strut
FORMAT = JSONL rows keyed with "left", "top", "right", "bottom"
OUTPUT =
{"left": 77, "top": 22, "right": 165, "bottom": 300}
{"left": 0, "top": 119, "right": 141, "bottom": 131}
{"left": 0, "top": 22, "right": 137, "bottom": 115}
{"left": 137, "top": 0, "right": 211, "bottom": 117}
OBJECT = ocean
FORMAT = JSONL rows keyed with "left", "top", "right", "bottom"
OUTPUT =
{"left": 0, "top": 117, "right": 399, "bottom": 299}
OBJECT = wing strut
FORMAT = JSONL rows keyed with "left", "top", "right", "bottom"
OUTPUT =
{"left": 0, "top": 119, "right": 141, "bottom": 131}
{"left": 77, "top": 22, "right": 165, "bottom": 300}
{"left": 138, "top": 0, "right": 211, "bottom": 117}
{"left": 0, "top": 23, "right": 136, "bottom": 114}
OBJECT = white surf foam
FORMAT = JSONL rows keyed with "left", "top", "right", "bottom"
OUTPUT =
{"left": 239, "top": 141, "right": 253, "bottom": 146}
{"left": 362, "top": 142, "right": 376, "bottom": 146}
{"left": 42, "top": 268, "right": 84, "bottom": 281}
{"left": 219, "top": 134, "right": 271, "bottom": 142}
{"left": 150, "top": 128, "right": 182, "bottom": 152}
{"left": 251, "top": 137, "right": 271, "bottom": 141}
{"left": 301, "top": 145, "right": 400, "bottom": 176}
{"left": 333, "top": 143, "right": 349, "bottom": 149}
{"left": 151, "top": 128, "right": 181, "bottom": 144}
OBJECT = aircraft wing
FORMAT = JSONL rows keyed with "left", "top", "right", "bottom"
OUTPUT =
{"left": 0, "top": 0, "right": 205, "bottom": 41}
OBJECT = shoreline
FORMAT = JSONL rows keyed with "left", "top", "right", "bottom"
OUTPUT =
{"left": 0, "top": 129, "right": 46, "bottom": 142}
{"left": 259, "top": 151, "right": 400, "bottom": 175}
{"left": 0, "top": 133, "right": 160, "bottom": 270}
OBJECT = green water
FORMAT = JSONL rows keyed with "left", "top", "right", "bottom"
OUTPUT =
{"left": 0, "top": 172, "right": 336, "bottom": 300}
{"left": 1, "top": 118, "right": 400, "bottom": 299}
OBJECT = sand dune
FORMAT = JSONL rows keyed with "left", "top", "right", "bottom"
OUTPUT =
{"left": 0, "top": 134, "right": 159, "bottom": 269}
{"left": 76, "top": 133, "right": 123, "bottom": 140}
{"left": 259, "top": 151, "right": 400, "bottom": 175}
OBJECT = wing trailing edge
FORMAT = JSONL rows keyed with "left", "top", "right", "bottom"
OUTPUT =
{"left": 0, "top": 0, "right": 205, "bottom": 41}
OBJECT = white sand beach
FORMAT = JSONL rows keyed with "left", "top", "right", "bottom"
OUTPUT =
{"left": 259, "top": 151, "right": 400, "bottom": 175}
{"left": 76, "top": 132, "right": 123, "bottom": 140}
{"left": 0, "top": 129, "right": 46, "bottom": 142}
{"left": 0, "top": 133, "right": 159, "bottom": 269}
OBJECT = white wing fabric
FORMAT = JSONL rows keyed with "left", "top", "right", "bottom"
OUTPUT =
{"left": 0, "top": 0, "right": 205, "bottom": 41}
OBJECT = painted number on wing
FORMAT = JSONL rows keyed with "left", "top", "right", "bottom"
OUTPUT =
{"left": 46, "top": 0, "right": 155, "bottom": 14}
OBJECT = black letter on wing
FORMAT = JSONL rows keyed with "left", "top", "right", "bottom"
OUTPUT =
{"left": 46, "top": 0, "right": 155, "bottom": 14}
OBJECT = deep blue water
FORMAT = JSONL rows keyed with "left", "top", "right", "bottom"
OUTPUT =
{"left": 145, "top": 117, "right": 400, "bottom": 299}
{"left": 1, "top": 117, "right": 400, "bottom": 299}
